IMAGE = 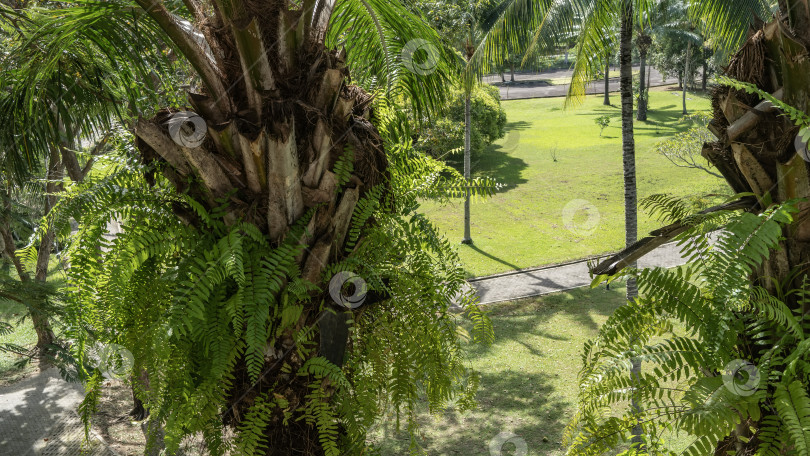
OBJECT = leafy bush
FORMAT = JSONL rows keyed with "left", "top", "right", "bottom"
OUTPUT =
{"left": 412, "top": 84, "right": 507, "bottom": 158}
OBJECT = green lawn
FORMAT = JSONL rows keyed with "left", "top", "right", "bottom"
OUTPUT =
{"left": 420, "top": 87, "right": 729, "bottom": 277}
{"left": 371, "top": 285, "right": 624, "bottom": 456}
{"left": 371, "top": 284, "right": 690, "bottom": 456}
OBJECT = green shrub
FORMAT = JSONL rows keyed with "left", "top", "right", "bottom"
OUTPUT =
{"left": 412, "top": 83, "right": 507, "bottom": 158}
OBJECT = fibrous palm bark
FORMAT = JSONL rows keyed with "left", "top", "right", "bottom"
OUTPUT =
{"left": 701, "top": 8, "right": 810, "bottom": 453}
{"left": 131, "top": 1, "right": 389, "bottom": 452}
{"left": 707, "top": 10, "right": 810, "bottom": 306}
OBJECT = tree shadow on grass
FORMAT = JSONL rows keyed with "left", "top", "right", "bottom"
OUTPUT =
{"left": 373, "top": 370, "right": 570, "bottom": 456}
{"left": 372, "top": 286, "right": 628, "bottom": 455}
{"left": 470, "top": 285, "right": 627, "bottom": 354}
{"left": 464, "top": 244, "right": 523, "bottom": 272}
{"left": 445, "top": 122, "right": 531, "bottom": 193}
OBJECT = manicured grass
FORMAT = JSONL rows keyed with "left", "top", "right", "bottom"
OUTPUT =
{"left": 371, "top": 284, "right": 690, "bottom": 456}
{"left": 0, "top": 298, "right": 37, "bottom": 383}
{"left": 420, "top": 87, "right": 729, "bottom": 277}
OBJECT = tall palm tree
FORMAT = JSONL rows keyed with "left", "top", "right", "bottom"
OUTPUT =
{"left": 442, "top": 0, "right": 573, "bottom": 245}
{"left": 571, "top": 0, "right": 810, "bottom": 452}
{"left": 635, "top": 0, "right": 679, "bottom": 121}
{"left": 636, "top": 30, "right": 652, "bottom": 120}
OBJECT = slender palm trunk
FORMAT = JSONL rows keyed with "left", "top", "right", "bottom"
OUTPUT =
{"left": 620, "top": 0, "right": 641, "bottom": 449}
{"left": 683, "top": 41, "right": 691, "bottom": 115}
{"left": 637, "top": 51, "right": 647, "bottom": 120}
{"left": 604, "top": 55, "right": 611, "bottom": 106}
{"left": 462, "top": 91, "right": 472, "bottom": 244}
{"left": 619, "top": 4, "right": 637, "bottom": 302}
{"left": 702, "top": 53, "right": 708, "bottom": 91}
{"left": 508, "top": 42, "right": 516, "bottom": 82}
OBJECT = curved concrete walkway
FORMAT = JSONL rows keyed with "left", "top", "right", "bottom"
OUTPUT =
{"left": 466, "top": 240, "right": 688, "bottom": 306}
{"left": 0, "top": 368, "right": 116, "bottom": 455}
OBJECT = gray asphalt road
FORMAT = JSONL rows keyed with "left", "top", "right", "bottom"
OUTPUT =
{"left": 485, "top": 66, "right": 672, "bottom": 100}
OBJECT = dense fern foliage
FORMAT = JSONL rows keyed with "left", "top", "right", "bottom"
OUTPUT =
{"left": 39, "top": 100, "right": 493, "bottom": 454}
{"left": 565, "top": 193, "right": 810, "bottom": 455}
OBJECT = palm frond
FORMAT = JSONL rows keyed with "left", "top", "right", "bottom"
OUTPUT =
{"left": 327, "top": 0, "right": 456, "bottom": 118}
{"left": 0, "top": 0, "right": 174, "bottom": 184}
{"left": 688, "top": 0, "right": 771, "bottom": 54}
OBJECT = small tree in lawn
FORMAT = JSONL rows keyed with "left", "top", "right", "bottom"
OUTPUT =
{"left": 595, "top": 115, "right": 612, "bottom": 137}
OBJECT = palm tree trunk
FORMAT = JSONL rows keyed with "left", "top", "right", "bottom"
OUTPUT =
{"left": 637, "top": 34, "right": 651, "bottom": 121}
{"left": 129, "top": 2, "right": 394, "bottom": 451}
{"left": 702, "top": 54, "right": 708, "bottom": 91}
{"left": 508, "top": 41, "right": 516, "bottom": 82}
{"left": 683, "top": 41, "right": 691, "bottom": 115}
{"left": 620, "top": 3, "right": 638, "bottom": 301}
{"left": 637, "top": 50, "right": 647, "bottom": 121}
{"left": 705, "top": 8, "right": 810, "bottom": 454}
{"left": 620, "top": 0, "right": 642, "bottom": 449}
{"left": 604, "top": 55, "right": 611, "bottom": 106}
{"left": 462, "top": 91, "right": 472, "bottom": 245}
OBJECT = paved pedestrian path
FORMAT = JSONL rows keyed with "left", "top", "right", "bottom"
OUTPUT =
{"left": 467, "top": 240, "right": 687, "bottom": 305}
{"left": 0, "top": 368, "right": 116, "bottom": 455}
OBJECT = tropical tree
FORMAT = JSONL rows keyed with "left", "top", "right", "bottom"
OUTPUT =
{"left": 635, "top": 0, "right": 679, "bottom": 121}
{"left": 0, "top": 3, "right": 137, "bottom": 355}
{"left": 567, "top": 0, "right": 810, "bottom": 453}
{"left": 3, "top": 0, "right": 501, "bottom": 453}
